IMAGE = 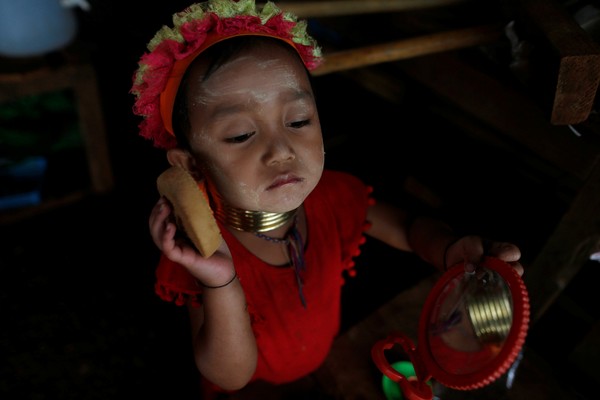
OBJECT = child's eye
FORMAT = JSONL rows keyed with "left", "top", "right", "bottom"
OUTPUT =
{"left": 288, "top": 119, "right": 310, "bottom": 129}
{"left": 225, "top": 132, "right": 255, "bottom": 143}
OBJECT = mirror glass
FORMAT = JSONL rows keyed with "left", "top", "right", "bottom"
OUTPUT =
{"left": 426, "top": 266, "right": 512, "bottom": 375}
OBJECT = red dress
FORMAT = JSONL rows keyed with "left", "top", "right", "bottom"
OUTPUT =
{"left": 154, "top": 169, "right": 373, "bottom": 386}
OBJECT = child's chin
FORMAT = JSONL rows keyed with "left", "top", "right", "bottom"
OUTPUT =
{"left": 261, "top": 197, "right": 305, "bottom": 214}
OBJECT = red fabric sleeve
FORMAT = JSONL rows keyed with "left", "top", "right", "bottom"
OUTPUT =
{"left": 154, "top": 253, "right": 201, "bottom": 306}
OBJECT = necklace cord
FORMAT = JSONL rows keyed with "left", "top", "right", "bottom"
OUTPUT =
{"left": 253, "top": 218, "right": 307, "bottom": 308}
{"left": 209, "top": 189, "right": 307, "bottom": 307}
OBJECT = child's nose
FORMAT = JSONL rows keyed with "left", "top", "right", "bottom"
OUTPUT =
{"left": 263, "top": 133, "right": 295, "bottom": 165}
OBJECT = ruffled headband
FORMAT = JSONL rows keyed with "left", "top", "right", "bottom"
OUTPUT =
{"left": 130, "top": 0, "right": 323, "bottom": 149}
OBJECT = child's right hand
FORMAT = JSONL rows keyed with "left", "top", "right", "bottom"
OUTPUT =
{"left": 149, "top": 196, "right": 235, "bottom": 287}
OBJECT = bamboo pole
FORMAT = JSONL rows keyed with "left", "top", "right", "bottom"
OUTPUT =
{"left": 311, "top": 24, "right": 504, "bottom": 76}
{"left": 267, "top": 0, "right": 467, "bottom": 17}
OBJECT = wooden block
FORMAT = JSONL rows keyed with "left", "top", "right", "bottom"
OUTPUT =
{"left": 515, "top": 0, "right": 600, "bottom": 124}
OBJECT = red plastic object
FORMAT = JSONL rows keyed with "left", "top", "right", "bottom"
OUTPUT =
{"left": 372, "top": 257, "right": 530, "bottom": 400}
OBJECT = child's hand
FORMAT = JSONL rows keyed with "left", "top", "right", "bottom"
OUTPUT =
{"left": 444, "top": 235, "right": 523, "bottom": 276}
{"left": 149, "top": 196, "right": 235, "bottom": 286}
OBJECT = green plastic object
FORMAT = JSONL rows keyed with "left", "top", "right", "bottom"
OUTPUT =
{"left": 381, "top": 361, "right": 417, "bottom": 400}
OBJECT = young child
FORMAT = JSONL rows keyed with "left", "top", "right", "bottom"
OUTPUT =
{"left": 131, "top": 0, "right": 523, "bottom": 396}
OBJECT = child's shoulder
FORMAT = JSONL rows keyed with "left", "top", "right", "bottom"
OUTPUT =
{"left": 314, "top": 169, "right": 370, "bottom": 202}
{"left": 320, "top": 169, "right": 365, "bottom": 186}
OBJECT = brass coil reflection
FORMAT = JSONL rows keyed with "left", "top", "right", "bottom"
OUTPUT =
{"left": 466, "top": 284, "right": 512, "bottom": 343}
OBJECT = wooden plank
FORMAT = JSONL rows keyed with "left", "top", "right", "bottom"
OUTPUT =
{"left": 0, "top": 191, "right": 88, "bottom": 225}
{"left": 265, "top": 0, "right": 467, "bottom": 17}
{"left": 71, "top": 63, "right": 114, "bottom": 194}
{"left": 524, "top": 158, "right": 600, "bottom": 323}
{"left": 312, "top": 24, "right": 504, "bottom": 76}
{"left": 0, "top": 63, "right": 82, "bottom": 102}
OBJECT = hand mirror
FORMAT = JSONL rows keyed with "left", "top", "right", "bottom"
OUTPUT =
{"left": 371, "top": 257, "right": 530, "bottom": 400}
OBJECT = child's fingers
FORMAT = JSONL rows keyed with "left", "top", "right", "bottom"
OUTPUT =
{"left": 149, "top": 198, "right": 177, "bottom": 250}
{"left": 487, "top": 241, "right": 521, "bottom": 262}
{"left": 486, "top": 241, "right": 524, "bottom": 276}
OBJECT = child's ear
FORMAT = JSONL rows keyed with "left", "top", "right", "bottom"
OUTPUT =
{"left": 166, "top": 148, "right": 193, "bottom": 168}
{"left": 166, "top": 148, "right": 200, "bottom": 177}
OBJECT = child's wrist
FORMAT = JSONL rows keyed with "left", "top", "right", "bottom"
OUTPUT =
{"left": 408, "top": 216, "right": 455, "bottom": 271}
{"left": 198, "top": 271, "right": 237, "bottom": 289}
{"left": 442, "top": 237, "right": 462, "bottom": 271}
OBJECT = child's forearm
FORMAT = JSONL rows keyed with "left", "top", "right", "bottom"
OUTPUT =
{"left": 190, "top": 277, "right": 257, "bottom": 390}
{"left": 407, "top": 216, "right": 458, "bottom": 272}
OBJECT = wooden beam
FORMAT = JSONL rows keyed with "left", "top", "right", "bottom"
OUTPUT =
{"left": 312, "top": 24, "right": 504, "bottom": 76}
{"left": 264, "top": 0, "right": 467, "bottom": 18}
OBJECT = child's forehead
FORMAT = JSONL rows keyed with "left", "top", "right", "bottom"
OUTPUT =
{"left": 189, "top": 40, "right": 308, "bottom": 87}
{"left": 185, "top": 45, "right": 314, "bottom": 123}
{"left": 189, "top": 68, "right": 311, "bottom": 112}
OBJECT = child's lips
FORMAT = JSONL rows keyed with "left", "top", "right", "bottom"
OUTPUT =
{"left": 267, "top": 175, "right": 302, "bottom": 190}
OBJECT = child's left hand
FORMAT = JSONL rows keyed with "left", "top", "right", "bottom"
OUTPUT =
{"left": 444, "top": 235, "right": 523, "bottom": 276}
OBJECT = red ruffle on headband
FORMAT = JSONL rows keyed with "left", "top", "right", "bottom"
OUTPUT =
{"left": 130, "top": 0, "right": 323, "bottom": 150}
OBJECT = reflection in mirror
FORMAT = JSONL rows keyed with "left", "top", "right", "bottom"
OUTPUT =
{"left": 427, "top": 266, "right": 512, "bottom": 375}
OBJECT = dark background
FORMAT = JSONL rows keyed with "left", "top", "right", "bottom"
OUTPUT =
{"left": 1, "top": 1, "right": 598, "bottom": 399}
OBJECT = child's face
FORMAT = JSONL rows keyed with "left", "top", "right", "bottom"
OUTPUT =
{"left": 184, "top": 41, "right": 325, "bottom": 213}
